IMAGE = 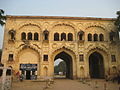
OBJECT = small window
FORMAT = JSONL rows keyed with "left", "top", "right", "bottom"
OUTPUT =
{"left": 99, "top": 34, "right": 104, "bottom": 41}
{"left": 79, "top": 54, "right": 84, "bottom": 61}
{"left": 44, "top": 55, "right": 48, "bottom": 61}
{"left": 54, "top": 33, "right": 59, "bottom": 41}
{"left": 21, "top": 32, "right": 26, "bottom": 40}
{"left": 68, "top": 33, "right": 73, "bottom": 41}
{"left": 28, "top": 32, "right": 32, "bottom": 40}
{"left": 111, "top": 55, "right": 116, "bottom": 62}
{"left": 94, "top": 34, "right": 98, "bottom": 41}
{"left": 43, "top": 30, "right": 49, "bottom": 40}
{"left": 78, "top": 31, "right": 84, "bottom": 40}
{"left": 88, "top": 34, "right": 92, "bottom": 41}
{"left": 6, "top": 69, "right": 12, "bottom": 76}
{"left": 45, "top": 34, "right": 48, "bottom": 40}
{"left": 0, "top": 69, "right": 3, "bottom": 76}
{"left": 8, "top": 54, "right": 13, "bottom": 61}
{"left": 9, "top": 30, "right": 15, "bottom": 40}
{"left": 11, "top": 32, "right": 15, "bottom": 40}
{"left": 61, "top": 33, "right": 66, "bottom": 41}
{"left": 79, "top": 34, "right": 83, "bottom": 40}
{"left": 34, "top": 33, "right": 39, "bottom": 40}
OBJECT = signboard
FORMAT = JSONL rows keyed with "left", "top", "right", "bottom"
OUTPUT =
{"left": 20, "top": 64, "right": 37, "bottom": 70}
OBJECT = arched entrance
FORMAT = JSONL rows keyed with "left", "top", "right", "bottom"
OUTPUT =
{"left": 54, "top": 51, "right": 73, "bottom": 79}
{"left": 18, "top": 48, "right": 39, "bottom": 80}
{"left": 89, "top": 52, "right": 105, "bottom": 78}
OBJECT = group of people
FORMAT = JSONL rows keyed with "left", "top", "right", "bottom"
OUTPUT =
{"left": 14, "top": 71, "right": 24, "bottom": 82}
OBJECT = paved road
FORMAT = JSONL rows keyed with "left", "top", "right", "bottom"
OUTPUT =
{"left": 12, "top": 79, "right": 120, "bottom": 90}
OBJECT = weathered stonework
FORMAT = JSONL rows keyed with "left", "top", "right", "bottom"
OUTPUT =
{"left": 1, "top": 16, "right": 120, "bottom": 80}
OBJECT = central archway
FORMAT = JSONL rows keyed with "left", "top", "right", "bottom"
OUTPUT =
{"left": 54, "top": 51, "right": 73, "bottom": 79}
{"left": 89, "top": 52, "right": 105, "bottom": 78}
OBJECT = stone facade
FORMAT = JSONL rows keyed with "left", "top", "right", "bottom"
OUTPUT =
{"left": 1, "top": 16, "right": 120, "bottom": 79}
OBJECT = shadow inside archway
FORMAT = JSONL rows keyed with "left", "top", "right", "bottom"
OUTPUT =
{"left": 89, "top": 52, "right": 105, "bottom": 79}
{"left": 54, "top": 51, "right": 73, "bottom": 79}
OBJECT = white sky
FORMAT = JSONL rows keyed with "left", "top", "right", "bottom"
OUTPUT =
{"left": 0, "top": 0, "right": 120, "bottom": 48}
{"left": 54, "top": 59, "right": 63, "bottom": 66}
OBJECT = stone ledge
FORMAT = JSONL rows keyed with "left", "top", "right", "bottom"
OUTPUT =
{"left": 6, "top": 15, "right": 116, "bottom": 21}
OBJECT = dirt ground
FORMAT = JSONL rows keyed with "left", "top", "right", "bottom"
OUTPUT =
{"left": 12, "top": 79, "right": 120, "bottom": 90}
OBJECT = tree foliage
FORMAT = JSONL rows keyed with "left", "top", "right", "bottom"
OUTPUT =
{"left": 115, "top": 11, "right": 120, "bottom": 31}
{"left": 54, "top": 65, "right": 59, "bottom": 74}
{"left": 58, "top": 61, "right": 66, "bottom": 73}
{"left": 54, "top": 61, "right": 66, "bottom": 74}
{"left": 0, "top": 9, "right": 6, "bottom": 26}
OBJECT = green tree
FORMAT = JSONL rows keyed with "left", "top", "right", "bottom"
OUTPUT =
{"left": 115, "top": 11, "right": 120, "bottom": 31}
{"left": 58, "top": 61, "right": 66, "bottom": 74}
{"left": 0, "top": 9, "right": 6, "bottom": 26}
{"left": 54, "top": 65, "right": 59, "bottom": 74}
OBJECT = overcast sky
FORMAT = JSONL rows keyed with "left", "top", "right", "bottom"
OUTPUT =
{"left": 0, "top": 0, "right": 120, "bottom": 48}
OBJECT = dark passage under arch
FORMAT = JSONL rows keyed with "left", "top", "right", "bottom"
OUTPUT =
{"left": 54, "top": 51, "right": 73, "bottom": 79}
{"left": 89, "top": 52, "right": 105, "bottom": 79}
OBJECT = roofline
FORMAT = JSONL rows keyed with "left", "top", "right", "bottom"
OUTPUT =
{"left": 6, "top": 15, "right": 116, "bottom": 21}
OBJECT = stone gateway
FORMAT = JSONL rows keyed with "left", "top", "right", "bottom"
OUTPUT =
{"left": 1, "top": 16, "right": 120, "bottom": 80}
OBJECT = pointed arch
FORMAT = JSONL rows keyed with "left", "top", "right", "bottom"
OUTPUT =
{"left": 89, "top": 51, "right": 105, "bottom": 78}
{"left": 87, "top": 47, "right": 109, "bottom": 79}
{"left": 51, "top": 47, "right": 77, "bottom": 79}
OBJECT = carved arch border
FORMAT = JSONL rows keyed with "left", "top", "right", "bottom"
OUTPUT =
{"left": 16, "top": 44, "right": 41, "bottom": 62}
{"left": 51, "top": 46, "right": 76, "bottom": 59}
{"left": 85, "top": 22, "right": 106, "bottom": 31}
{"left": 50, "top": 21, "right": 77, "bottom": 32}
{"left": 17, "top": 22, "right": 42, "bottom": 30}
{"left": 86, "top": 46, "right": 109, "bottom": 77}
{"left": 86, "top": 46, "right": 109, "bottom": 57}
{"left": 51, "top": 46, "right": 77, "bottom": 79}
